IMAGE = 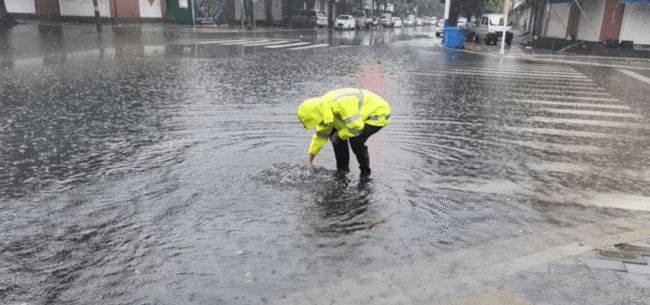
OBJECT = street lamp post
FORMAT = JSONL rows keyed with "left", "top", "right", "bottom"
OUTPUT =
{"left": 443, "top": 0, "right": 451, "bottom": 27}
{"left": 500, "top": 0, "right": 511, "bottom": 55}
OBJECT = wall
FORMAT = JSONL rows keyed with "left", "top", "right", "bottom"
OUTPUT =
{"left": 59, "top": 0, "right": 111, "bottom": 17}
{"left": 138, "top": 0, "right": 163, "bottom": 18}
{"left": 5, "top": 0, "right": 36, "bottom": 14}
{"left": 576, "top": 0, "right": 605, "bottom": 41}
{"left": 545, "top": 3, "right": 570, "bottom": 38}
{"left": 110, "top": 0, "right": 140, "bottom": 18}
{"left": 599, "top": 0, "right": 625, "bottom": 41}
{"left": 35, "top": 0, "right": 61, "bottom": 16}
{"left": 619, "top": 4, "right": 650, "bottom": 45}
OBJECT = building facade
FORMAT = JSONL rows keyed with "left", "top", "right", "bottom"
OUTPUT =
{"left": 5, "top": 0, "right": 167, "bottom": 20}
{"left": 512, "top": 0, "right": 650, "bottom": 45}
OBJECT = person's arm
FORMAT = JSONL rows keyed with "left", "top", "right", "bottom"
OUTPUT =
{"left": 306, "top": 124, "right": 332, "bottom": 169}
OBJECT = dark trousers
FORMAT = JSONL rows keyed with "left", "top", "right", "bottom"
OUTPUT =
{"left": 332, "top": 125, "right": 382, "bottom": 175}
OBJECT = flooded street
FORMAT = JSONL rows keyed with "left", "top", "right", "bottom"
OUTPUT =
{"left": 2, "top": 24, "right": 650, "bottom": 305}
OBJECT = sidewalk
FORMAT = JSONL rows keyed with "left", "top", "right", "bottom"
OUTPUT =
{"left": 436, "top": 35, "right": 650, "bottom": 71}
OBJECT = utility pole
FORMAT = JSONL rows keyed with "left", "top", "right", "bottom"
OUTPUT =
{"left": 240, "top": 0, "right": 245, "bottom": 30}
{"left": 443, "top": 0, "right": 451, "bottom": 27}
{"left": 500, "top": 0, "right": 511, "bottom": 55}
{"left": 251, "top": 0, "right": 256, "bottom": 30}
{"left": 92, "top": 0, "right": 102, "bottom": 32}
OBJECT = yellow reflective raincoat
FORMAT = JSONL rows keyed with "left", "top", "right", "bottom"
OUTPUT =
{"left": 296, "top": 88, "right": 391, "bottom": 156}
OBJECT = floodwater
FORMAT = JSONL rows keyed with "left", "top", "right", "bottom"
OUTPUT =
{"left": 1, "top": 24, "right": 650, "bottom": 304}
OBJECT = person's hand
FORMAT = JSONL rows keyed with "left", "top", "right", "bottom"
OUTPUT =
{"left": 306, "top": 155, "right": 314, "bottom": 172}
{"left": 330, "top": 132, "right": 340, "bottom": 145}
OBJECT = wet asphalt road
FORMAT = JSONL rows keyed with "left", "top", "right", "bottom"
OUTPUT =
{"left": 1, "top": 23, "right": 650, "bottom": 305}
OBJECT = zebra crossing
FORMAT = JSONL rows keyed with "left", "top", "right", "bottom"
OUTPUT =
{"left": 189, "top": 38, "right": 330, "bottom": 51}
{"left": 406, "top": 62, "right": 650, "bottom": 211}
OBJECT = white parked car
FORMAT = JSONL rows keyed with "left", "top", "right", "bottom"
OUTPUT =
{"left": 392, "top": 17, "right": 403, "bottom": 28}
{"left": 334, "top": 15, "right": 356, "bottom": 30}
{"left": 315, "top": 11, "right": 328, "bottom": 27}
{"left": 423, "top": 17, "right": 432, "bottom": 25}
{"left": 404, "top": 15, "right": 415, "bottom": 27}
{"left": 415, "top": 18, "right": 423, "bottom": 26}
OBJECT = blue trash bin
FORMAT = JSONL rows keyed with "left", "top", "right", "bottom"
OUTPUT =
{"left": 443, "top": 27, "right": 465, "bottom": 49}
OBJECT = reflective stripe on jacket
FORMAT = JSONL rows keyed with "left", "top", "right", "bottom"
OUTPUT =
{"left": 296, "top": 88, "right": 391, "bottom": 156}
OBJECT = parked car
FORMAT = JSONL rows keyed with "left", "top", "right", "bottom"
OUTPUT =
{"left": 334, "top": 15, "right": 356, "bottom": 30}
{"left": 469, "top": 13, "right": 513, "bottom": 45}
{"left": 380, "top": 13, "right": 393, "bottom": 27}
{"left": 431, "top": 16, "right": 438, "bottom": 24}
{"left": 352, "top": 11, "right": 370, "bottom": 29}
{"left": 422, "top": 17, "right": 432, "bottom": 25}
{"left": 314, "top": 11, "right": 328, "bottom": 28}
{"left": 415, "top": 18, "right": 423, "bottom": 26}
{"left": 288, "top": 10, "right": 327, "bottom": 28}
{"left": 404, "top": 15, "right": 415, "bottom": 27}
{"left": 392, "top": 17, "right": 403, "bottom": 28}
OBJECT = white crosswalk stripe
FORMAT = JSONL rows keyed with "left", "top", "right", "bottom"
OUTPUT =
{"left": 219, "top": 39, "right": 267, "bottom": 45}
{"left": 539, "top": 108, "right": 644, "bottom": 119}
{"left": 528, "top": 117, "right": 648, "bottom": 129}
{"left": 514, "top": 100, "right": 631, "bottom": 110}
{"left": 265, "top": 42, "right": 312, "bottom": 49}
{"left": 288, "top": 43, "right": 330, "bottom": 50}
{"left": 196, "top": 39, "right": 250, "bottom": 45}
{"left": 242, "top": 40, "right": 292, "bottom": 47}
{"left": 191, "top": 39, "right": 329, "bottom": 50}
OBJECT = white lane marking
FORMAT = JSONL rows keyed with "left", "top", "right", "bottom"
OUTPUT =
{"left": 241, "top": 40, "right": 292, "bottom": 47}
{"left": 524, "top": 95, "right": 620, "bottom": 102}
{"left": 447, "top": 64, "right": 578, "bottom": 71}
{"left": 515, "top": 100, "right": 631, "bottom": 110}
{"left": 448, "top": 68, "right": 588, "bottom": 78}
{"left": 288, "top": 43, "right": 330, "bottom": 50}
{"left": 618, "top": 69, "right": 650, "bottom": 85}
{"left": 403, "top": 71, "right": 595, "bottom": 82}
{"left": 503, "top": 126, "right": 622, "bottom": 139}
{"left": 447, "top": 66, "right": 582, "bottom": 74}
{"left": 220, "top": 39, "right": 269, "bottom": 45}
{"left": 523, "top": 57, "right": 650, "bottom": 71}
{"left": 196, "top": 39, "right": 251, "bottom": 45}
{"left": 570, "top": 192, "right": 650, "bottom": 212}
{"left": 499, "top": 139, "right": 604, "bottom": 154}
{"left": 540, "top": 108, "right": 643, "bottom": 119}
{"left": 265, "top": 42, "right": 311, "bottom": 49}
{"left": 528, "top": 116, "right": 650, "bottom": 129}
{"left": 514, "top": 89, "right": 613, "bottom": 96}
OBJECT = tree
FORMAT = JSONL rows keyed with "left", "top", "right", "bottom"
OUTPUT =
{"left": 0, "top": 0, "right": 16, "bottom": 26}
{"left": 485, "top": 0, "right": 500, "bottom": 13}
